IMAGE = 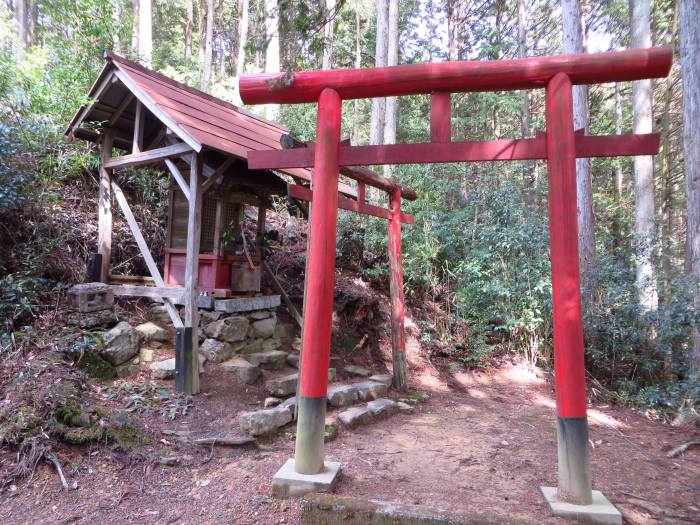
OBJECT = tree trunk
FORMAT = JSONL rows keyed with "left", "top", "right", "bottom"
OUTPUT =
{"left": 518, "top": 0, "right": 535, "bottom": 188}
{"left": 201, "top": 0, "right": 214, "bottom": 89}
{"left": 28, "top": 0, "right": 37, "bottom": 46}
{"left": 383, "top": 0, "right": 399, "bottom": 178}
{"left": 322, "top": 0, "right": 336, "bottom": 70}
{"left": 370, "top": 0, "right": 388, "bottom": 146}
{"left": 139, "top": 0, "right": 152, "bottom": 67}
{"left": 352, "top": 2, "right": 362, "bottom": 145}
{"left": 185, "top": 0, "right": 194, "bottom": 64}
{"left": 264, "top": 0, "right": 280, "bottom": 120}
{"left": 631, "top": 0, "right": 659, "bottom": 316}
{"left": 447, "top": 0, "right": 460, "bottom": 61}
{"left": 236, "top": 0, "right": 249, "bottom": 77}
{"left": 680, "top": 0, "right": 700, "bottom": 372}
{"left": 612, "top": 82, "right": 625, "bottom": 249}
{"left": 131, "top": 0, "right": 139, "bottom": 54}
{"left": 15, "top": 0, "right": 27, "bottom": 60}
{"left": 561, "top": 0, "right": 596, "bottom": 286}
{"left": 113, "top": 0, "right": 122, "bottom": 53}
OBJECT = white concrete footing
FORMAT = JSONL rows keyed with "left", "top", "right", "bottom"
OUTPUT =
{"left": 540, "top": 486, "right": 622, "bottom": 525}
{"left": 272, "top": 458, "right": 341, "bottom": 498}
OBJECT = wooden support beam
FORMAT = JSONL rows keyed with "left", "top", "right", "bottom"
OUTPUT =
{"left": 183, "top": 153, "right": 204, "bottom": 394}
{"left": 104, "top": 142, "right": 193, "bottom": 170}
{"left": 262, "top": 260, "right": 303, "bottom": 328}
{"left": 108, "top": 93, "right": 135, "bottom": 126}
{"left": 256, "top": 205, "right": 266, "bottom": 256}
{"left": 111, "top": 180, "right": 183, "bottom": 329}
{"left": 288, "top": 184, "right": 413, "bottom": 224}
{"left": 430, "top": 92, "right": 451, "bottom": 142}
{"left": 109, "top": 274, "right": 155, "bottom": 285}
{"left": 110, "top": 285, "right": 185, "bottom": 302}
{"left": 212, "top": 199, "right": 224, "bottom": 256}
{"left": 132, "top": 100, "right": 145, "bottom": 154}
{"left": 97, "top": 132, "right": 114, "bottom": 283}
{"left": 165, "top": 158, "right": 191, "bottom": 201}
{"left": 147, "top": 126, "right": 167, "bottom": 150}
{"left": 249, "top": 132, "right": 661, "bottom": 170}
{"left": 388, "top": 187, "right": 407, "bottom": 391}
{"left": 201, "top": 157, "right": 234, "bottom": 193}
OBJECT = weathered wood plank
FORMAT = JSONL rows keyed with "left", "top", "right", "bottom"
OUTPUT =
{"left": 108, "top": 93, "right": 135, "bottom": 126}
{"left": 164, "top": 158, "right": 191, "bottom": 201}
{"left": 104, "top": 142, "right": 193, "bottom": 170}
{"left": 111, "top": 180, "right": 183, "bottom": 328}
{"left": 132, "top": 100, "right": 145, "bottom": 154}
{"left": 110, "top": 285, "right": 184, "bottom": 301}
{"left": 97, "top": 132, "right": 114, "bottom": 283}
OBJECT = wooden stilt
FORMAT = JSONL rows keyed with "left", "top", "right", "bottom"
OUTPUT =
{"left": 97, "top": 132, "right": 114, "bottom": 283}
{"left": 183, "top": 153, "right": 203, "bottom": 395}
{"left": 388, "top": 187, "right": 407, "bottom": 391}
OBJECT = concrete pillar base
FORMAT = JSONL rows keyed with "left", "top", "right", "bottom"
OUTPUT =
{"left": 272, "top": 458, "right": 341, "bottom": 498}
{"left": 540, "top": 486, "right": 622, "bottom": 525}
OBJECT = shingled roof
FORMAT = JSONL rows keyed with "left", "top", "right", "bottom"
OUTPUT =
{"left": 66, "top": 52, "right": 356, "bottom": 197}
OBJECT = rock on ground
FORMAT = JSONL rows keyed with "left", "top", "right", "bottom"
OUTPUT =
{"left": 139, "top": 348, "right": 155, "bottom": 363}
{"left": 327, "top": 385, "right": 359, "bottom": 408}
{"left": 148, "top": 304, "right": 172, "bottom": 325}
{"left": 203, "top": 316, "right": 249, "bottom": 342}
{"left": 222, "top": 357, "right": 261, "bottom": 385}
{"left": 150, "top": 358, "right": 176, "bottom": 380}
{"left": 355, "top": 382, "right": 388, "bottom": 401}
{"left": 264, "top": 397, "right": 281, "bottom": 408}
{"left": 286, "top": 354, "right": 300, "bottom": 368}
{"left": 239, "top": 406, "right": 292, "bottom": 436}
{"left": 64, "top": 308, "right": 119, "bottom": 328}
{"left": 135, "top": 321, "right": 170, "bottom": 342}
{"left": 367, "top": 398, "right": 399, "bottom": 419}
{"left": 369, "top": 374, "right": 392, "bottom": 387}
{"left": 245, "top": 350, "right": 288, "bottom": 370}
{"left": 199, "top": 338, "right": 236, "bottom": 363}
{"left": 397, "top": 401, "right": 413, "bottom": 412}
{"left": 338, "top": 406, "right": 373, "bottom": 429}
{"left": 100, "top": 321, "right": 139, "bottom": 366}
{"left": 344, "top": 365, "right": 371, "bottom": 377}
{"left": 265, "top": 373, "right": 298, "bottom": 396}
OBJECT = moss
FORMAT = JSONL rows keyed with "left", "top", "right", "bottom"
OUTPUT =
{"left": 75, "top": 350, "right": 117, "bottom": 380}
{"left": 63, "top": 425, "right": 104, "bottom": 444}
{"left": 105, "top": 423, "right": 150, "bottom": 450}
{"left": 54, "top": 399, "right": 84, "bottom": 426}
{"left": 406, "top": 391, "right": 429, "bottom": 403}
{"left": 93, "top": 405, "right": 111, "bottom": 420}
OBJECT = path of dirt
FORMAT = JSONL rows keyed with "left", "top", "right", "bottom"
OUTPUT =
{"left": 1, "top": 362, "right": 698, "bottom": 525}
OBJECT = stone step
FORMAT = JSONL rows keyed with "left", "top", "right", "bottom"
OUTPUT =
{"left": 344, "top": 365, "right": 371, "bottom": 377}
{"left": 265, "top": 368, "right": 336, "bottom": 397}
{"left": 239, "top": 406, "right": 292, "bottom": 436}
{"left": 245, "top": 350, "right": 288, "bottom": 370}
{"left": 338, "top": 398, "right": 399, "bottom": 429}
{"left": 327, "top": 381, "right": 388, "bottom": 407}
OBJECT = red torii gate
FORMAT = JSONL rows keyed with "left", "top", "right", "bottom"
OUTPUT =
{"left": 240, "top": 46, "right": 671, "bottom": 520}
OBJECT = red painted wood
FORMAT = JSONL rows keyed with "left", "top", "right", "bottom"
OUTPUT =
{"left": 357, "top": 182, "right": 366, "bottom": 204}
{"left": 299, "top": 89, "right": 342, "bottom": 399}
{"left": 388, "top": 187, "right": 407, "bottom": 390}
{"left": 240, "top": 47, "right": 672, "bottom": 104}
{"left": 430, "top": 92, "right": 451, "bottom": 143}
{"left": 248, "top": 132, "right": 660, "bottom": 170}
{"left": 288, "top": 184, "right": 413, "bottom": 224}
{"left": 546, "top": 73, "right": 587, "bottom": 419}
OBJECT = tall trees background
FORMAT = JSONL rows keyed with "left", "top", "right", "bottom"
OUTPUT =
{"left": 0, "top": 0, "right": 698, "bottom": 416}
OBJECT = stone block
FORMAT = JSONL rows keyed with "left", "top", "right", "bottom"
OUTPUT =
{"left": 540, "top": 487, "right": 622, "bottom": 525}
{"left": 148, "top": 304, "right": 172, "bottom": 325}
{"left": 286, "top": 354, "right": 300, "bottom": 368}
{"left": 200, "top": 338, "right": 235, "bottom": 363}
{"left": 272, "top": 459, "right": 341, "bottom": 498}
{"left": 203, "top": 316, "right": 249, "bottom": 342}
{"left": 197, "top": 295, "right": 216, "bottom": 310}
{"left": 265, "top": 373, "right": 298, "bottom": 396}
{"left": 200, "top": 310, "right": 223, "bottom": 324}
{"left": 251, "top": 317, "right": 277, "bottom": 339}
{"left": 262, "top": 338, "right": 281, "bottom": 352}
{"left": 67, "top": 282, "right": 114, "bottom": 313}
{"left": 64, "top": 308, "right": 119, "bottom": 329}
{"left": 246, "top": 350, "right": 288, "bottom": 370}
{"left": 215, "top": 295, "right": 281, "bottom": 313}
{"left": 367, "top": 398, "right": 399, "bottom": 419}
{"left": 327, "top": 385, "right": 359, "bottom": 408}
{"left": 150, "top": 358, "right": 176, "bottom": 380}
{"left": 338, "top": 406, "right": 373, "bottom": 428}
{"left": 354, "top": 382, "right": 388, "bottom": 402}
{"left": 248, "top": 310, "right": 271, "bottom": 320}
{"left": 239, "top": 406, "right": 292, "bottom": 436}
{"left": 222, "top": 357, "right": 261, "bottom": 385}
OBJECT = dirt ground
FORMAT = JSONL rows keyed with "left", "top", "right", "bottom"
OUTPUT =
{"left": 0, "top": 356, "right": 698, "bottom": 525}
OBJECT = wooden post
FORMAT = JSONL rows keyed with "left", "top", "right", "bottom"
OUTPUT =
{"left": 133, "top": 100, "right": 145, "bottom": 154}
{"left": 256, "top": 205, "right": 266, "bottom": 256}
{"left": 430, "top": 92, "right": 451, "bottom": 143}
{"left": 97, "top": 132, "right": 114, "bottom": 283}
{"left": 183, "top": 153, "right": 203, "bottom": 395}
{"left": 213, "top": 199, "right": 224, "bottom": 256}
{"left": 545, "top": 72, "right": 592, "bottom": 505}
{"left": 388, "top": 186, "right": 407, "bottom": 391}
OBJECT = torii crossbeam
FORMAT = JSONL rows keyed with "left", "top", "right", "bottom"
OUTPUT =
{"left": 240, "top": 46, "right": 672, "bottom": 521}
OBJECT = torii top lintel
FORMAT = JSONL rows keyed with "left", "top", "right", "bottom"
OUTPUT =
{"left": 239, "top": 46, "right": 672, "bottom": 105}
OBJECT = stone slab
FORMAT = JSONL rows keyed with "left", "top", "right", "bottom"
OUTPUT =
{"left": 367, "top": 398, "right": 399, "bottom": 419}
{"left": 215, "top": 295, "right": 281, "bottom": 313}
{"left": 540, "top": 487, "right": 622, "bottom": 525}
{"left": 338, "top": 406, "right": 373, "bottom": 428}
{"left": 271, "top": 458, "right": 341, "bottom": 498}
{"left": 369, "top": 374, "right": 393, "bottom": 387}
{"left": 302, "top": 494, "right": 537, "bottom": 524}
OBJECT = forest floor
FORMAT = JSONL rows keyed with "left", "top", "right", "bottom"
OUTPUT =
{"left": 1, "top": 352, "right": 698, "bottom": 525}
